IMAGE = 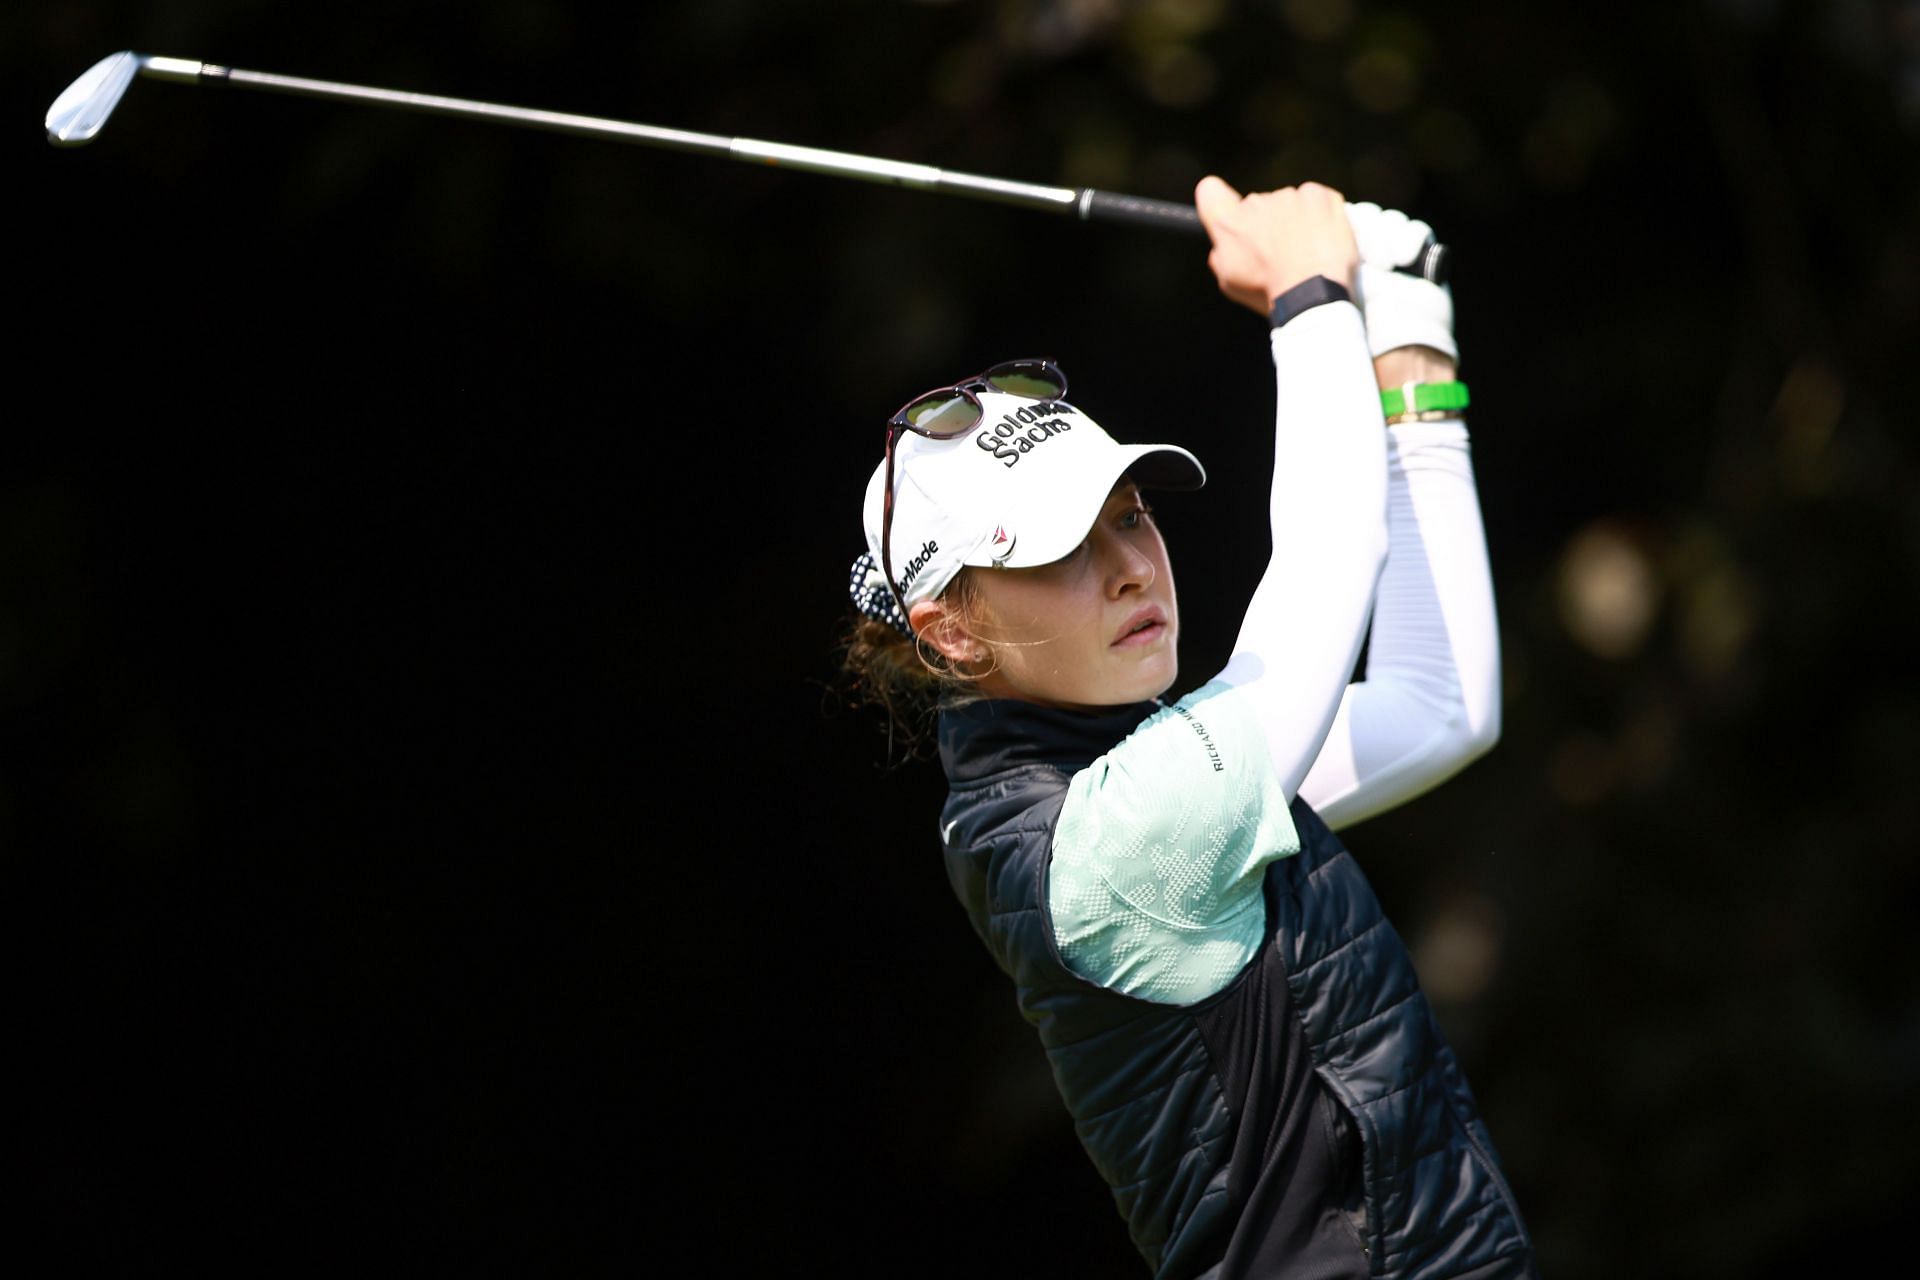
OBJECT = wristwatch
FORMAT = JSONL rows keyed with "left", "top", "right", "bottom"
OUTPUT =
{"left": 1380, "top": 381, "right": 1470, "bottom": 419}
{"left": 1268, "top": 275, "right": 1352, "bottom": 330}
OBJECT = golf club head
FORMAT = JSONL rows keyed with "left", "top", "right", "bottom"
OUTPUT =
{"left": 47, "top": 51, "right": 142, "bottom": 146}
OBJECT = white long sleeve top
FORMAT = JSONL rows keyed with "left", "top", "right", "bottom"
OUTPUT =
{"left": 1047, "top": 301, "right": 1500, "bottom": 1002}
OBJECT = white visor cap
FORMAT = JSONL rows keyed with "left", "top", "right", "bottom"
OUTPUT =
{"left": 862, "top": 390, "right": 1206, "bottom": 612}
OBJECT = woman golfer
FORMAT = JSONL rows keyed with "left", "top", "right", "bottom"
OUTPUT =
{"left": 844, "top": 178, "right": 1535, "bottom": 1280}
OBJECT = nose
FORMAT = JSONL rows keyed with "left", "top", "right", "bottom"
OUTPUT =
{"left": 1101, "top": 528, "right": 1156, "bottom": 598}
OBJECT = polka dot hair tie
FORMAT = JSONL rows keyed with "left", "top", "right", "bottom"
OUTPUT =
{"left": 848, "top": 551, "right": 912, "bottom": 637}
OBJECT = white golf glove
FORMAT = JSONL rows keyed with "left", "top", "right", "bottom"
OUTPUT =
{"left": 1346, "top": 201, "right": 1457, "bottom": 362}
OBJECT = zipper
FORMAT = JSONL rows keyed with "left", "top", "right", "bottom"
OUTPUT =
{"left": 1315, "top": 1071, "right": 1377, "bottom": 1263}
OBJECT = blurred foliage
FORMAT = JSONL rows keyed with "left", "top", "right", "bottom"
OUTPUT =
{"left": 9, "top": 1, "right": 1919, "bottom": 1275}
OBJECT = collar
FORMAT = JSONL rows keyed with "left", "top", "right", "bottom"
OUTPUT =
{"left": 937, "top": 697, "right": 1159, "bottom": 785}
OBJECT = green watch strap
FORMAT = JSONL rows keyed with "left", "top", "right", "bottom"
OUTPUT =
{"left": 1380, "top": 380, "right": 1470, "bottom": 418}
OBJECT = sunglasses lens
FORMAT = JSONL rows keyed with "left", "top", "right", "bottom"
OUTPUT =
{"left": 904, "top": 391, "right": 981, "bottom": 436}
{"left": 986, "top": 362, "right": 1066, "bottom": 400}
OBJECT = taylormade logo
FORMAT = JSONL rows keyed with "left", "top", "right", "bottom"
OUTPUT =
{"left": 895, "top": 539, "right": 938, "bottom": 594}
{"left": 975, "top": 402, "right": 1073, "bottom": 468}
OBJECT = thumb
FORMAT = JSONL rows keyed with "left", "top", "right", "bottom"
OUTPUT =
{"left": 1193, "top": 175, "right": 1242, "bottom": 231}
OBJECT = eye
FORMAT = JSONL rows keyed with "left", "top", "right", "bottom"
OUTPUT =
{"left": 1119, "top": 502, "right": 1155, "bottom": 530}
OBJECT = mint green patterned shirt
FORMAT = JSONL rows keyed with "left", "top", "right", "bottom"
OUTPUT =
{"left": 1048, "top": 680, "right": 1302, "bottom": 1005}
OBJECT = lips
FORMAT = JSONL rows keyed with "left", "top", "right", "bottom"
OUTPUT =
{"left": 1112, "top": 606, "right": 1169, "bottom": 647}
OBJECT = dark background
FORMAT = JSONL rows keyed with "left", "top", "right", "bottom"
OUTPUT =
{"left": 10, "top": 1, "right": 1918, "bottom": 1275}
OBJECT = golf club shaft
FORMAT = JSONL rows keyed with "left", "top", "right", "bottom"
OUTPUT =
{"left": 134, "top": 56, "right": 1201, "bottom": 234}
{"left": 49, "top": 52, "right": 1449, "bottom": 279}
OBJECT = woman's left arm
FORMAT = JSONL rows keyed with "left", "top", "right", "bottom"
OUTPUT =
{"left": 1296, "top": 378, "right": 1500, "bottom": 828}
{"left": 1296, "top": 226, "right": 1502, "bottom": 829}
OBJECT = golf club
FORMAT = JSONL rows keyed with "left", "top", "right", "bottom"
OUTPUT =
{"left": 46, "top": 51, "right": 1448, "bottom": 282}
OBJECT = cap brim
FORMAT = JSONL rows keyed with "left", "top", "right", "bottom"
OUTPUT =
{"left": 1124, "top": 443, "right": 1207, "bottom": 493}
{"left": 964, "top": 442, "right": 1206, "bottom": 570}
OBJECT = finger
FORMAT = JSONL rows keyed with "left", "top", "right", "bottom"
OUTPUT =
{"left": 1193, "top": 175, "right": 1243, "bottom": 230}
{"left": 1347, "top": 203, "right": 1435, "bottom": 268}
{"left": 1196, "top": 174, "right": 1243, "bottom": 202}
{"left": 1345, "top": 201, "right": 1395, "bottom": 262}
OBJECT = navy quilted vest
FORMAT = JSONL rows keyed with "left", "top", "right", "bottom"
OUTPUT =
{"left": 938, "top": 698, "right": 1534, "bottom": 1280}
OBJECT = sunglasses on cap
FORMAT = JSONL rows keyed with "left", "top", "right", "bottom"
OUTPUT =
{"left": 881, "top": 358, "right": 1069, "bottom": 623}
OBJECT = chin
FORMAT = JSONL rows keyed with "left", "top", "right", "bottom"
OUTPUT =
{"left": 1122, "top": 655, "right": 1180, "bottom": 706}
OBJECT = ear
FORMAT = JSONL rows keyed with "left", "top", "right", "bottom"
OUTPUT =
{"left": 909, "top": 597, "right": 980, "bottom": 665}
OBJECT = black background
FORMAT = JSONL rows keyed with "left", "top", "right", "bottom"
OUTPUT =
{"left": 11, "top": 2, "right": 1919, "bottom": 1275}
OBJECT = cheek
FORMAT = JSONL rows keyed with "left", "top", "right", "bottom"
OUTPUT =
{"left": 982, "top": 568, "right": 1095, "bottom": 634}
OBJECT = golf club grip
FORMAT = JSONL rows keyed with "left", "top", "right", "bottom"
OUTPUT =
{"left": 1082, "top": 189, "right": 1204, "bottom": 235}
{"left": 1081, "top": 187, "right": 1451, "bottom": 284}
